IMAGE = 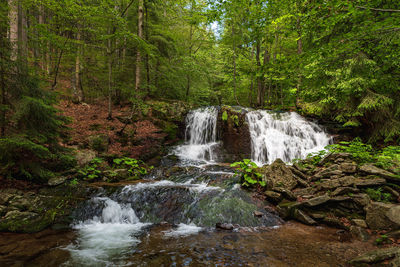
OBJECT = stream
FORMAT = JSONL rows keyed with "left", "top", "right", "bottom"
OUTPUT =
{"left": 1, "top": 107, "right": 372, "bottom": 266}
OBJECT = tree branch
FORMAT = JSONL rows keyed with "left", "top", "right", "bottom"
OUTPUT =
{"left": 121, "top": 0, "right": 136, "bottom": 17}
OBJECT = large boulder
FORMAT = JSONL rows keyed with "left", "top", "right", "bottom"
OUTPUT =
{"left": 259, "top": 159, "right": 298, "bottom": 190}
{"left": 366, "top": 202, "right": 400, "bottom": 230}
{"left": 218, "top": 106, "right": 251, "bottom": 161}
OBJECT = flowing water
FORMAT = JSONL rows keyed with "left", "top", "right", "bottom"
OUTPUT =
{"left": 1, "top": 107, "right": 338, "bottom": 266}
{"left": 173, "top": 107, "right": 219, "bottom": 164}
{"left": 246, "top": 110, "right": 332, "bottom": 166}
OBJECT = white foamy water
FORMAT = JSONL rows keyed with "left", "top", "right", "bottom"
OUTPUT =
{"left": 65, "top": 198, "right": 148, "bottom": 266}
{"left": 173, "top": 107, "right": 219, "bottom": 163}
{"left": 121, "top": 180, "right": 222, "bottom": 194}
{"left": 163, "top": 223, "right": 203, "bottom": 237}
{"left": 246, "top": 111, "right": 331, "bottom": 166}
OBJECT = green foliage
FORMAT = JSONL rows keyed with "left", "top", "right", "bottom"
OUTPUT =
{"left": 222, "top": 111, "right": 228, "bottom": 121}
{"left": 230, "top": 159, "right": 265, "bottom": 188}
{"left": 365, "top": 187, "right": 392, "bottom": 203}
{"left": 78, "top": 158, "right": 104, "bottom": 180}
{"left": 113, "top": 157, "right": 151, "bottom": 179}
{"left": 231, "top": 115, "right": 239, "bottom": 127}
{"left": 375, "top": 234, "right": 390, "bottom": 246}
{"left": 306, "top": 150, "right": 328, "bottom": 165}
{"left": 328, "top": 138, "right": 373, "bottom": 163}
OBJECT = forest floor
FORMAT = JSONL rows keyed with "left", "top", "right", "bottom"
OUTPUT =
{"left": 58, "top": 100, "right": 167, "bottom": 159}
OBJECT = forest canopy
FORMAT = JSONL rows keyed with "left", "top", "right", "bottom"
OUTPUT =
{"left": 0, "top": 0, "right": 399, "bottom": 162}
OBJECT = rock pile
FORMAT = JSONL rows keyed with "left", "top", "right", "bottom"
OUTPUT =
{"left": 259, "top": 153, "right": 400, "bottom": 232}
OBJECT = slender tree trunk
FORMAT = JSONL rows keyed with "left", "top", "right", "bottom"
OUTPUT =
{"left": 74, "top": 31, "right": 84, "bottom": 103}
{"left": 185, "top": 23, "right": 193, "bottom": 100}
{"left": 255, "top": 41, "right": 265, "bottom": 107}
{"left": 107, "top": 30, "right": 113, "bottom": 120}
{"left": 296, "top": 16, "right": 303, "bottom": 108}
{"left": 232, "top": 24, "right": 240, "bottom": 105}
{"left": 135, "top": 0, "right": 144, "bottom": 97}
{"left": 8, "top": 0, "right": 18, "bottom": 61}
{"left": 144, "top": 2, "right": 150, "bottom": 98}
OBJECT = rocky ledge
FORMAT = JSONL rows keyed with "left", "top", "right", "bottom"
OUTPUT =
{"left": 258, "top": 152, "right": 400, "bottom": 266}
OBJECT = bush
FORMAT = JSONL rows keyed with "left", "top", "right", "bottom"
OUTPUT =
{"left": 231, "top": 159, "right": 265, "bottom": 187}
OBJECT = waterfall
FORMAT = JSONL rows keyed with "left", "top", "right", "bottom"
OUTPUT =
{"left": 246, "top": 110, "right": 331, "bottom": 166}
{"left": 173, "top": 107, "right": 219, "bottom": 163}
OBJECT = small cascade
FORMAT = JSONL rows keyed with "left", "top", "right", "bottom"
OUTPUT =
{"left": 66, "top": 198, "right": 148, "bottom": 266}
{"left": 246, "top": 110, "right": 332, "bottom": 166}
{"left": 173, "top": 107, "right": 219, "bottom": 163}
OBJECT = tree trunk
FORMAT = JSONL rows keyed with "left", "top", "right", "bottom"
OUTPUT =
{"left": 255, "top": 41, "right": 265, "bottom": 107}
{"left": 231, "top": 24, "right": 240, "bottom": 105}
{"left": 135, "top": 0, "right": 144, "bottom": 97}
{"left": 74, "top": 31, "right": 84, "bottom": 103}
{"left": 107, "top": 30, "right": 113, "bottom": 120}
{"left": 8, "top": 0, "right": 18, "bottom": 61}
{"left": 296, "top": 16, "right": 303, "bottom": 108}
{"left": 185, "top": 23, "right": 193, "bottom": 100}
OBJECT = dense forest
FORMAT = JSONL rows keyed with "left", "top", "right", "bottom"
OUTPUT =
{"left": 1, "top": 1, "right": 400, "bottom": 266}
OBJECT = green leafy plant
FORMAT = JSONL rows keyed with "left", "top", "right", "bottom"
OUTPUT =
{"left": 365, "top": 187, "right": 392, "bottom": 203}
{"left": 306, "top": 150, "right": 328, "bottom": 165}
{"left": 231, "top": 114, "right": 239, "bottom": 126}
{"left": 222, "top": 111, "right": 228, "bottom": 121}
{"left": 327, "top": 137, "right": 373, "bottom": 163}
{"left": 78, "top": 157, "right": 104, "bottom": 180}
{"left": 375, "top": 234, "right": 389, "bottom": 246}
{"left": 113, "top": 157, "right": 152, "bottom": 180}
{"left": 230, "top": 159, "right": 265, "bottom": 187}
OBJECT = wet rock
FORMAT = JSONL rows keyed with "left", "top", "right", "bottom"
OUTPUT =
{"left": 303, "top": 195, "right": 331, "bottom": 207}
{"left": 339, "top": 163, "right": 357, "bottom": 174}
{"left": 360, "top": 164, "right": 397, "bottom": 179}
{"left": 76, "top": 149, "right": 96, "bottom": 166}
{"left": 272, "top": 187, "right": 296, "bottom": 201}
{"left": 293, "top": 187, "right": 317, "bottom": 197}
{"left": 354, "top": 176, "right": 386, "bottom": 187}
{"left": 0, "top": 205, "right": 7, "bottom": 216}
{"left": 366, "top": 202, "right": 400, "bottom": 230}
{"left": 293, "top": 209, "right": 317, "bottom": 225}
{"left": 288, "top": 166, "right": 308, "bottom": 180}
{"left": 349, "top": 247, "right": 400, "bottom": 265}
{"left": 351, "top": 193, "right": 371, "bottom": 209}
{"left": 216, "top": 223, "right": 234, "bottom": 230}
{"left": 352, "top": 219, "right": 368, "bottom": 228}
{"left": 322, "top": 216, "right": 350, "bottom": 230}
{"left": 260, "top": 159, "right": 298, "bottom": 190}
{"left": 314, "top": 164, "right": 343, "bottom": 179}
{"left": 0, "top": 210, "right": 52, "bottom": 233}
{"left": 331, "top": 187, "right": 359, "bottom": 196}
{"left": 264, "top": 191, "right": 282, "bottom": 203}
{"left": 253, "top": 211, "right": 263, "bottom": 217}
{"left": 308, "top": 211, "right": 326, "bottom": 220}
{"left": 0, "top": 193, "right": 14, "bottom": 205}
{"left": 319, "top": 152, "right": 351, "bottom": 166}
{"left": 9, "top": 196, "right": 30, "bottom": 211}
{"left": 319, "top": 179, "right": 341, "bottom": 190}
{"left": 350, "top": 226, "right": 370, "bottom": 242}
{"left": 276, "top": 202, "right": 301, "bottom": 219}
{"left": 48, "top": 176, "right": 68, "bottom": 186}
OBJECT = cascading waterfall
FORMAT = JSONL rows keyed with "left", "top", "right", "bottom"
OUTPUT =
{"left": 173, "top": 106, "right": 219, "bottom": 163}
{"left": 246, "top": 110, "right": 332, "bottom": 166}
